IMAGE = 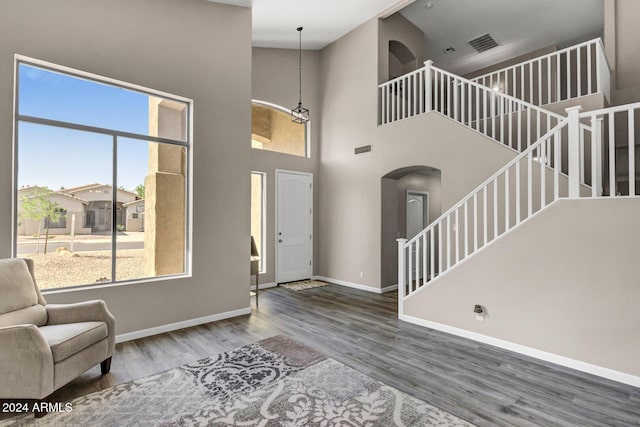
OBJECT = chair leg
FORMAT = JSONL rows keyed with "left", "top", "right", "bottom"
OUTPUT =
{"left": 100, "top": 357, "right": 112, "bottom": 375}
{"left": 33, "top": 400, "right": 47, "bottom": 418}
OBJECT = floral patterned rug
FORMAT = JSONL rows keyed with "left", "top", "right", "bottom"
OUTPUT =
{"left": 5, "top": 336, "right": 473, "bottom": 426}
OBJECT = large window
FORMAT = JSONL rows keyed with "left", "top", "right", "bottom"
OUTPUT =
{"left": 251, "top": 172, "right": 266, "bottom": 274}
{"left": 14, "top": 57, "right": 191, "bottom": 290}
{"left": 251, "top": 101, "right": 309, "bottom": 157}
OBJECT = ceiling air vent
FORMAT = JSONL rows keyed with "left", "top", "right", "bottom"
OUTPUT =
{"left": 468, "top": 33, "right": 499, "bottom": 53}
{"left": 354, "top": 145, "right": 372, "bottom": 155}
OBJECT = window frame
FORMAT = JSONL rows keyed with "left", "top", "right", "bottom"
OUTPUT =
{"left": 251, "top": 171, "right": 267, "bottom": 274}
{"left": 12, "top": 55, "right": 194, "bottom": 292}
{"left": 251, "top": 99, "right": 310, "bottom": 158}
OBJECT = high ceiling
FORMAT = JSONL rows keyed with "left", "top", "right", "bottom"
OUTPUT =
{"left": 400, "top": 0, "right": 604, "bottom": 75}
{"left": 212, "top": 0, "right": 604, "bottom": 74}
{"left": 211, "top": 0, "right": 411, "bottom": 50}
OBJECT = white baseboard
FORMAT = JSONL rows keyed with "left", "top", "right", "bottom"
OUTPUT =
{"left": 115, "top": 307, "right": 252, "bottom": 343}
{"left": 380, "top": 284, "right": 398, "bottom": 293}
{"left": 249, "top": 281, "right": 278, "bottom": 290}
{"left": 312, "top": 276, "right": 396, "bottom": 294}
{"left": 399, "top": 314, "right": 640, "bottom": 388}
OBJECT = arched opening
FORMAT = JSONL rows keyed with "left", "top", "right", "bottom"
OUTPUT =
{"left": 251, "top": 100, "right": 309, "bottom": 158}
{"left": 381, "top": 165, "right": 441, "bottom": 288}
{"left": 388, "top": 40, "right": 418, "bottom": 80}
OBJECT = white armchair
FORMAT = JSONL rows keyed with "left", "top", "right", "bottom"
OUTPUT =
{"left": 0, "top": 258, "right": 115, "bottom": 406}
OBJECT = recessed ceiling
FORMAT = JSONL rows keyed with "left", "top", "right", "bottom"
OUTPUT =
{"left": 399, "top": 0, "right": 603, "bottom": 75}
{"left": 211, "top": 0, "right": 412, "bottom": 50}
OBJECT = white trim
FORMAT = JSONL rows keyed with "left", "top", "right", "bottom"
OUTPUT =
{"left": 13, "top": 54, "right": 194, "bottom": 287}
{"left": 251, "top": 170, "right": 267, "bottom": 274}
{"left": 115, "top": 307, "right": 251, "bottom": 344}
{"left": 380, "top": 284, "right": 398, "bottom": 293}
{"left": 377, "top": 0, "right": 416, "bottom": 18}
{"left": 399, "top": 314, "right": 640, "bottom": 388}
{"left": 312, "top": 276, "right": 396, "bottom": 294}
{"left": 15, "top": 54, "right": 192, "bottom": 104}
{"left": 249, "top": 281, "right": 278, "bottom": 290}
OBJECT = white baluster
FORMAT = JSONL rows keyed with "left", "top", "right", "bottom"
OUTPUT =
{"left": 483, "top": 187, "right": 488, "bottom": 246}
{"left": 609, "top": 113, "right": 615, "bottom": 196}
{"left": 540, "top": 142, "right": 546, "bottom": 208}
{"left": 516, "top": 160, "right": 521, "bottom": 224}
{"left": 528, "top": 150, "right": 533, "bottom": 216}
{"left": 504, "top": 169, "right": 510, "bottom": 231}
{"left": 422, "top": 233, "right": 427, "bottom": 286}
{"left": 493, "top": 179, "right": 498, "bottom": 239}
{"left": 595, "top": 117, "right": 603, "bottom": 196}
{"left": 430, "top": 229, "right": 435, "bottom": 279}
{"left": 438, "top": 221, "right": 443, "bottom": 275}
{"left": 629, "top": 109, "right": 636, "bottom": 196}
{"left": 577, "top": 47, "right": 582, "bottom": 97}
{"left": 397, "top": 238, "right": 407, "bottom": 315}
{"left": 587, "top": 42, "right": 592, "bottom": 95}
{"left": 566, "top": 106, "right": 583, "bottom": 198}
{"left": 554, "top": 131, "right": 560, "bottom": 199}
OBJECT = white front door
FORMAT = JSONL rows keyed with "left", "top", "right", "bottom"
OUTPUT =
{"left": 276, "top": 170, "right": 313, "bottom": 283}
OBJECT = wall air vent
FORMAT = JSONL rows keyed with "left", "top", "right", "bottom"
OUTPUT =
{"left": 468, "top": 33, "right": 499, "bottom": 53}
{"left": 354, "top": 145, "right": 372, "bottom": 155}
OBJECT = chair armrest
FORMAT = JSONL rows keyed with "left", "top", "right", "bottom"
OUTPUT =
{"left": 0, "top": 324, "right": 54, "bottom": 399}
{"left": 46, "top": 300, "right": 116, "bottom": 358}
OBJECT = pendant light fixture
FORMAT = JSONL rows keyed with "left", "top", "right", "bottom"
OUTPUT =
{"left": 291, "top": 26, "right": 309, "bottom": 124}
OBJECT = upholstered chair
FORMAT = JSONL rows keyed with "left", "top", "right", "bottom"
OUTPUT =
{"left": 0, "top": 258, "right": 115, "bottom": 404}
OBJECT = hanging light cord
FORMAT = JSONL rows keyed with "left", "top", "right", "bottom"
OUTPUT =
{"left": 297, "top": 27, "right": 303, "bottom": 105}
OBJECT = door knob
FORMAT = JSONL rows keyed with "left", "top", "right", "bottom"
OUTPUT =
{"left": 278, "top": 239, "right": 283, "bottom": 243}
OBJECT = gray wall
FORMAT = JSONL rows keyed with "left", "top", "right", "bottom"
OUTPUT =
{"left": 317, "top": 16, "right": 519, "bottom": 290}
{"left": 381, "top": 173, "right": 441, "bottom": 287}
{"left": 378, "top": 13, "right": 425, "bottom": 84}
{"left": 403, "top": 197, "right": 640, "bottom": 378}
{"left": 604, "top": 0, "right": 640, "bottom": 105}
{"left": 251, "top": 47, "right": 320, "bottom": 285}
{"left": 0, "top": 0, "right": 252, "bottom": 335}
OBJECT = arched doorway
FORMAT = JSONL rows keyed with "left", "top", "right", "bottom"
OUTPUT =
{"left": 381, "top": 166, "right": 441, "bottom": 288}
{"left": 388, "top": 40, "right": 418, "bottom": 80}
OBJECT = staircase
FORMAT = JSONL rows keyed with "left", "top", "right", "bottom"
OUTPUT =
{"left": 469, "top": 38, "right": 611, "bottom": 107}
{"left": 377, "top": 38, "right": 639, "bottom": 311}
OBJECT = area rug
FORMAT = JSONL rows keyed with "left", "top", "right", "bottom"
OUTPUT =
{"left": 281, "top": 279, "right": 329, "bottom": 291}
{"left": 4, "top": 336, "right": 473, "bottom": 426}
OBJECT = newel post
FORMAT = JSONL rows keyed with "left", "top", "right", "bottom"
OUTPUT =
{"left": 424, "top": 60, "right": 433, "bottom": 113}
{"left": 566, "top": 105, "right": 583, "bottom": 199}
{"left": 595, "top": 117, "right": 604, "bottom": 197}
{"left": 397, "top": 238, "right": 408, "bottom": 317}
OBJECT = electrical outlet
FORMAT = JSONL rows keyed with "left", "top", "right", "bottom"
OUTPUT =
{"left": 359, "top": 271, "right": 364, "bottom": 279}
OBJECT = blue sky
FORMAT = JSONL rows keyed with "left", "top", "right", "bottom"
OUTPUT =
{"left": 18, "top": 64, "right": 150, "bottom": 191}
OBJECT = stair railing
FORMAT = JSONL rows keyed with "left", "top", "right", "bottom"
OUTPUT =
{"left": 395, "top": 102, "right": 640, "bottom": 314}
{"left": 579, "top": 102, "right": 640, "bottom": 197}
{"left": 397, "top": 118, "right": 570, "bottom": 313}
{"left": 379, "top": 61, "right": 565, "bottom": 155}
{"left": 470, "top": 38, "right": 611, "bottom": 106}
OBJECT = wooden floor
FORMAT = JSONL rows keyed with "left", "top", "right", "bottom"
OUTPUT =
{"left": 43, "top": 285, "right": 640, "bottom": 426}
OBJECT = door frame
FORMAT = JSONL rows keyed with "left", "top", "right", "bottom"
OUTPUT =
{"left": 275, "top": 169, "right": 313, "bottom": 285}
{"left": 406, "top": 190, "right": 429, "bottom": 238}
